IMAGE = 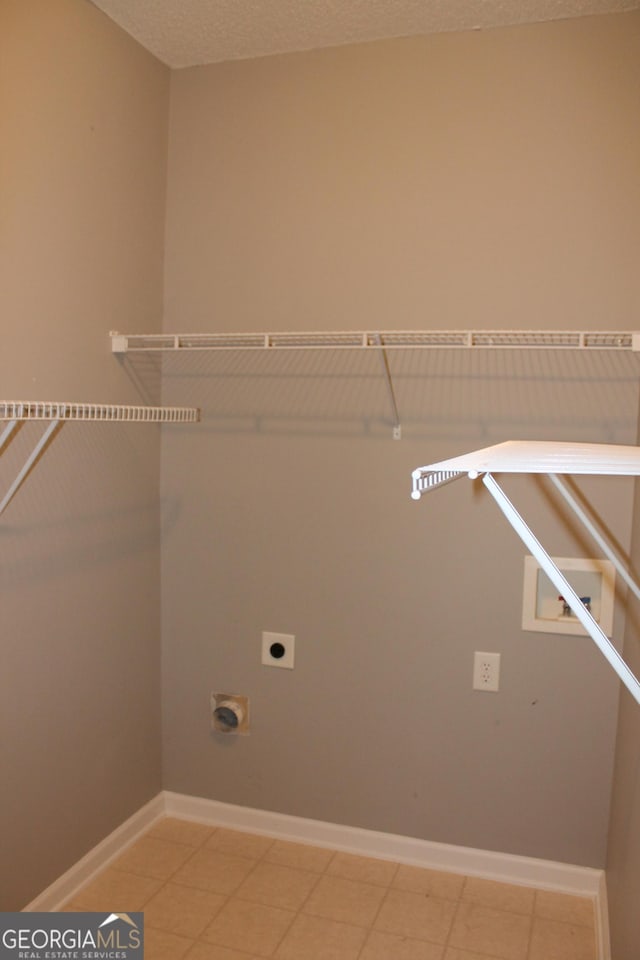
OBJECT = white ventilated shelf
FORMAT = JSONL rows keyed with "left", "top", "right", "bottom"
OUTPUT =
{"left": 111, "top": 329, "right": 640, "bottom": 441}
{"left": 0, "top": 400, "right": 200, "bottom": 516}
{"left": 0, "top": 401, "right": 199, "bottom": 423}
{"left": 111, "top": 329, "right": 639, "bottom": 353}
{"left": 411, "top": 440, "right": 640, "bottom": 706}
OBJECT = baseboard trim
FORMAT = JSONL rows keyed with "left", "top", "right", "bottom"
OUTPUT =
{"left": 23, "top": 794, "right": 165, "bottom": 912}
{"left": 163, "top": 791, "right": 603, "bottom": 898}
{"left": 595, "top": 872, "right": 612, "bottom": 960}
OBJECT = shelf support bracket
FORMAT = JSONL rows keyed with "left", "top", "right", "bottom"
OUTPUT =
{"left": 0, "top": 420, "right": 19, "bottom": 453}
{"left": 482, "top": 472, "right": 640, "bottom": 705}
{"left": 373, "top": 335, "right": 402, "bottom": 439}
{"left": 0, "top": 419, "right": 61, "bottom": 517}
{"left": 548, "top": 473, "right": 640, "bottom": 604}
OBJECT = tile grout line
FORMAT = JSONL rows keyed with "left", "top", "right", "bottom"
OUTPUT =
{"left": 136, "top": 826, "right": 223, "bottom": 915}
{"left": 524, "top": 889, "right": 538, "bottom": 960}
{"left": 254, "top": 841, "right": 329, "bottom": 959}
{"left": 130, "top": 823, "right": 234, "bottom": 933}
{"left": 215, "top": 830, "right": 340, "bottom": 959}
{"left": 352, "top": 859, "right": 402, "bottom": 960}
{"left": 195, "top": 827, "right": 294, "bottom": 958}
{"left": 445, "top": 875, "right": 546, "bottom": 960}
{"left": 142, "top": 824, "right": 337, "bottom": 956}
{"left": 441, "top": 874, "right": 470, "bottom": 956}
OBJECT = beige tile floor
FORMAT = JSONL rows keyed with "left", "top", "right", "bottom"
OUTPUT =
{"left": 62, "top": 818, "right": 597, "bottom": 960}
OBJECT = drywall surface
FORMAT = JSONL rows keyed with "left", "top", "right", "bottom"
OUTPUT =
{"left": 606, "top": 406, "right": 640, "bottom": 957}
{"left": 0, "top": 0, "right": 169, "bottom": 908}
{"left": 160, "top": 13, "right": 640, "bottom": 866}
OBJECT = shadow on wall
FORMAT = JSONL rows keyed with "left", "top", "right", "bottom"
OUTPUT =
{"left": 0, "top": 420, "right": 186, "bottom": 589}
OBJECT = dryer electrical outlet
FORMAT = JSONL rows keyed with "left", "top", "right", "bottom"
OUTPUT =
{"left": 262, "top": 632, "right": 295, "bottom": 669}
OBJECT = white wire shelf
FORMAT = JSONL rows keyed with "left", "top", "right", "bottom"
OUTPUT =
{"left": 110, "top": 329, "right": 640, "bottom": 440}
{"left": 411, "top": 440, "right": 640, "bottom": 706}
{"left": 0, "top": 401, "right": 200, "bottom": 517}
{"left": 111, "top": 329, "right": 640, "bottom": 353}
{"left": 0, "top": 401, "right": 199, "bottom": 423}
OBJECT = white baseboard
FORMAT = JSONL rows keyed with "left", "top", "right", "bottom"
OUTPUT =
{"left": 164, "top": 791, "right": 603, "bottom": 898}
{"left": 23, "top": 789, "right": 611, "bottom": 959}
{"left": 23, "top": 794, "right": 165, "bottom": 912}
{"left": 595, "top": 872, "right": 612, "bottom": 960}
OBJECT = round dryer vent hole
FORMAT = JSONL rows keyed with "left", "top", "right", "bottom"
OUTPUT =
{"left": 211, "top": 693, "right": 250, "bottom": 735}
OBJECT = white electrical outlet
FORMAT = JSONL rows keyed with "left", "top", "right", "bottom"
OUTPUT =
{"left": 473, "top": 651, "right": 501, "bottom": 692}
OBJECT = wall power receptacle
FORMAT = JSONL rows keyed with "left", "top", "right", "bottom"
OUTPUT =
{"left": 262, "top": 631, "right": 295, "bottom": 669}
{"left": 473, "top": 651, "right": 501, "bottom": 692}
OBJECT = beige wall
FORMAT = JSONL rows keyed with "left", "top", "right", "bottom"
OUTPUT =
{"left": 0, "top": 0, "right": 169, "bottom": 908}
{"left": 161, "top": 12, "right": 640, "bottom": 868}
{"left": 164, "top": 15, "right": 639, "bottom": 332}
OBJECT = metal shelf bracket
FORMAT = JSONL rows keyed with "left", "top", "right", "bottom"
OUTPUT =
{"left": 483, "top": 472, "right": 640, "bottom": 705}
{"left": 0, "top": 417, "right": 60, "bottom": 516}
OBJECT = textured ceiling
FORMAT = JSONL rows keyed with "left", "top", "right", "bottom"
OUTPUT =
{"left": 89, "top": 0, "right": 639, "bottom": 68}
